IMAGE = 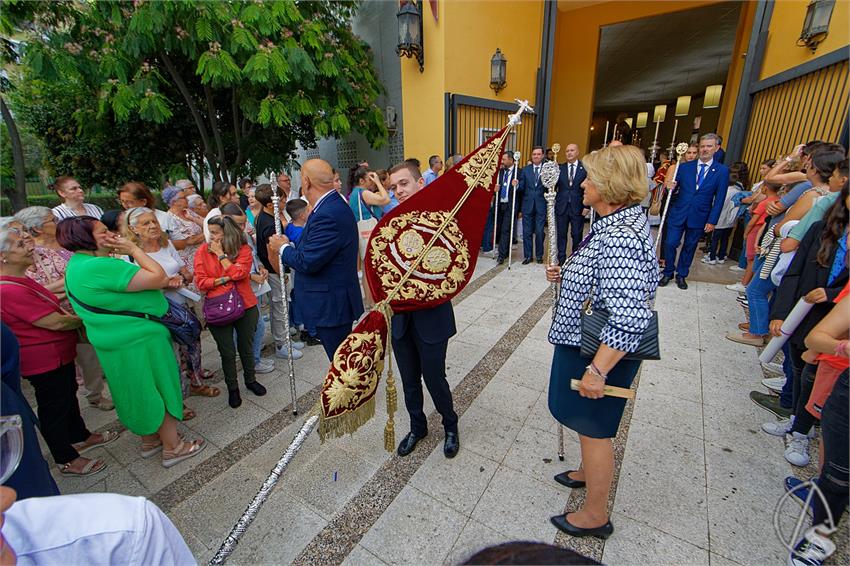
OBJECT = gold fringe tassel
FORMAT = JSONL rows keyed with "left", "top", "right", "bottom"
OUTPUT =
{"left": 381, "top": 302, "right": 397, "bottom": 453}
{"left": 316, "top": 396, "right": 376, "bottom": 442}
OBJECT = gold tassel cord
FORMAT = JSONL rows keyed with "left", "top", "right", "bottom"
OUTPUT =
{"left": 378, "top": 301, "right": 398, "bottom": 452}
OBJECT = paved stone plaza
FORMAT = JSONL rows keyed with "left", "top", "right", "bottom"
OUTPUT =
{"left": 36, "top": 252, "right": 847, "bottom": 565}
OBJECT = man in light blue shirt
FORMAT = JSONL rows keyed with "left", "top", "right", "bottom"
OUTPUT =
{"left": 422, "top": 155, "right": 443, "bottom": 186}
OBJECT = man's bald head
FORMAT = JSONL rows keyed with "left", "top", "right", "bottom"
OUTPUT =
{"left": 301, "top": 159, "right": 335, "bottom": 206}
{"left": 608, "top": 140, "right": 623, "bottom": 147}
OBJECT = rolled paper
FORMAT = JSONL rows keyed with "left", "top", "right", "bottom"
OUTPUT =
{"left": 603, "top": 121, "right": 609, "bottom": 147}
{"left": 570, "top": 379, "right": 635, "bottom": 399}
{"left": 176, "top": 287, "right": 202, "bottom": 302}
{"left": 758, "top": 298, "right": 814, "bottom": 363}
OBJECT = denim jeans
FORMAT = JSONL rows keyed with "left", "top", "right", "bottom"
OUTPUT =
{"left": 253, "top": 311, "right": 266, "bottom": 363}
{"left": 813, "top": 370, "right": 848, "bottom": 527}
{"left": 738, "top": 246, "right": 748, "bottom": 269}
{"left": 482, "top": 204, "right": 495, "bottom": 252}
{"left": 745, "top": 256, "right": 775, "bottom": 335}
{"left": 709, "top": 228, "right": 732, "bottom": 260}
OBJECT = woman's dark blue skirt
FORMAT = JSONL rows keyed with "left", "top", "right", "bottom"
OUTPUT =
{"left": 548, "top": 345, "right": 641, "bottom": 439}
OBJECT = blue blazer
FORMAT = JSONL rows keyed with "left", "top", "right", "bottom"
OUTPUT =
{"left": 667, "top": 159, "right": 730, "bottom": 230}
{"left": 281, "top": 191, "right": 364, "bottom": 328}
{"left": 517, "top": 164, "right": 547, "bottom": 216}
{"left": 392, "top": 301, "right": 457, "bottom": 344}
{"left": 555, "top": 161, "right": 587, "bottom": 217}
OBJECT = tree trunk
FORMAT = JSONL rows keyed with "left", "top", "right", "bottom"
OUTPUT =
{"left": 0, "top": 96, "right": 29, "bottom": 212}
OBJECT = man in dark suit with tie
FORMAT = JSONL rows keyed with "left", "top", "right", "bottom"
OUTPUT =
{"left": 385, "top": 161, "right": 460, "bottom": 459}
{"left": 554, "top": 143, "right": 588, "bottom": 263}
{"left": 495, "top": 151, "right": 520, "bottom": 264}
{"left": 273, "top": 159, "right": 364, "bottom": 360}
{"left": 517, "top": 146, "right": 547, "bottom": 264}
{"left": 660, "top": 134, "right": 730, "bottom": 290}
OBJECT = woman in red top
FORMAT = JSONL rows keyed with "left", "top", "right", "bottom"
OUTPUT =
{"left": 194, "top": 216, "right": 265, "bottom": 408}
{"left": 0, "top": 220, "right": 118, "bottom": 476}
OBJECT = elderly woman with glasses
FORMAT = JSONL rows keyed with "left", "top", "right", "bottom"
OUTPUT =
{"left": 122, "top": 207, "right": 219, "bottom": 410}
{"left": 59, "top": 216, "right": 206, "bottom": 468}
{"left": 162, "top": 186, "right": 205, "bottom": 273}
{"left": 14, "top": 206, "right": 113, "bottom": 411}
{"left": 0, "top": 218, "right": 118, "bottom": 477}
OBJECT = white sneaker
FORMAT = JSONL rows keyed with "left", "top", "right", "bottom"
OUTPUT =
{"left": 701, "top": 256, "right": 716, "bottom": 265}
{"left": 729, "top": 265, "right": 745, "bottom": 272}
{"left": 784, "top": 432, "right": 810, "bottom": 467}
{"left": 762, "top": 377, "right": 785, "bottom": 393}
{"left": 726, "top": 282, "right": 747, "bottom": 292}
{"left": 290, "top": 340, "right": 306, "bottom": 350}
{"left": 289, "top": 327, "right": 299, "bottom": 337}
{"left": 789, "top": 527, "right": 836, "bottom": 566}
{"left": 763, "top": 417, "right": 793, "bottom": 436}
{"left": 762, "top": 362, "right": 785, "bottom": 376}
{"left": 255, "top": 358, "right": 276, "bottom": 374}
{"left": 275, "top": 345, "right": 304, "bottom": 360}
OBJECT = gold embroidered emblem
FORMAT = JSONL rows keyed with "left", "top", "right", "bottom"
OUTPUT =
{"left": 457, "top": 138, "right": 502, "bottom": 191}
{"left": 368, "top": 211, "right": 470, "bottom": 301}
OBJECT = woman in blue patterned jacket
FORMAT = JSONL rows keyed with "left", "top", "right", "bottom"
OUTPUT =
{"left": 545, "top": 144, "right": 658, "bottom": 539}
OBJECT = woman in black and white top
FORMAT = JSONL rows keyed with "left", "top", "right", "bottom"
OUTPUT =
{"left": 51, "top": 176, "right": 103, "bottom": 220}
{"left": 545, "top": 145, "right": 658, "bottom": 539}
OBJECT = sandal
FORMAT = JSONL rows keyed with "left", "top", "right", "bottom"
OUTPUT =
{"left": 59, "top": 458, "right": 107, "bottom": 477}
{"left": 162, "top": 439, "right": 206, "bottom": 468}
{"left": 140, "top": 439, "right": 163, "bottom": 458}
{"left": 182, "top": 406, "right": 196, "bottom": 421}
{"left": 738, "top": 322, "right": 750, "bottom": 331}
{"left": 73, "top": 430, "right": 120, "bottom": 455}
{"left": 190, "top": 384, "right": 221, "bottom": 398}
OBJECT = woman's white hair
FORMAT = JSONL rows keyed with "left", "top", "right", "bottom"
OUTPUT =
{"left": 14, "top": 206, "right": 53, "bottom": 233}
{"left": 0, "top": 216, "right": 20, "bottom": 253}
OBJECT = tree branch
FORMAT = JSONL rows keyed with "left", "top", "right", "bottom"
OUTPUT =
{"left": 203, "top": 83, "right": 229, "bottom": 181}
{"left": 230, "top": 88, "right": 244, "bottom": 183}
{"left": 159, "top": 51, "right": 221, "bottom": 181}
{"left": 1, "top": 96, "right": 29, "bottom": 212}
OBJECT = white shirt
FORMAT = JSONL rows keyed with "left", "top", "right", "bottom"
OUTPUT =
{"left": 696, "top": 158, "right": 713, "bottom": 187}
{"left": 154, "top": 209, "right": 176, "bottom": 237}
{"left": 3, "top": 493, "right": 196, "bottom": 566}
{"left": 131, "top": 241, "right": 185, "bottom": 304}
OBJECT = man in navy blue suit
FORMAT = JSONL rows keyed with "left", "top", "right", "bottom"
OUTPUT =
{"left": 272, "top": 159, "right": 364, "bottom": 360}
{"left": 495, "top": 151, "right": 520, "bottom": 264}
{"left": 554, "top": 143, "right": 588, "bottom": 263}
{"left": 517, "top": 146, "right": 547, "bottom": 264}
{"left": 385, "top": 161, "right": 460, "bottom": 459}
{"left": 660, "top": 134, "right": 730, "bottom": 290}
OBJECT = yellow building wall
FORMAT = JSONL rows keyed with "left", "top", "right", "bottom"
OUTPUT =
{"left": 547, "top": 0, "right": 722, "bottom": 152}
{"left": 760, "top": 0, "right": 850, "bottom": 81}
{"left": 399, "top": 0, "right": 446, "bottom": 167}
{"left": 400, "top": 1, "right": 544, "bottom": 163}
{"left": 716, "top": 0, "right": 756, "bottom": 143}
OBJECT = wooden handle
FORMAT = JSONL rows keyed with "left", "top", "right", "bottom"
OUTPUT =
{"left": 570, "top": 379, "right": 635, "bottom": 399}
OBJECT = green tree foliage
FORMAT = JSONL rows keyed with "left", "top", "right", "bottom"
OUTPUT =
{"left": 22, "top": 0, "right": 388, "bottom": 184}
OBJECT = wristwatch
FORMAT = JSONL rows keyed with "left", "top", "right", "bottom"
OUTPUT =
{"left": 218, "top": 254, "right": 227, "bottom": 261}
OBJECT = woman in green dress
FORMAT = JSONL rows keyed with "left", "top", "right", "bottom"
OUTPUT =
{"left": 57, "top": 216, "right": 206, "bottom": 468}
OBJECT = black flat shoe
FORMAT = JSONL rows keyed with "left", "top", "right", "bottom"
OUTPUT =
{"left": 536, "top": 258, "right": 544, "bottom": 264}
{"left": 522, "top": 258, "right": 533, "bottom": 265}
{"left": 497, "top": 257, "right": 505, "bottom": 265}
{"left": 554, "top": 470, "right": 586, "bottom": 489}
{"left": 228, "top": 389, "right": 242, "bottom": 408}
{"left": 397, "top": 431, "right": 427, "bottom": 457}
{"left": 676, "top": 276, "right": 688, "bottom": 290}
{"left": 550, "top": 514, "right": 613, "bottom": 539}
{"left": 245, "top": 381, "right": 267, "bottom": 396}
{"left": 659, "top": 275, "right": 671, "bottom": 287}
{"left": 444, "top": 432, "right": 459, "bottom": 458}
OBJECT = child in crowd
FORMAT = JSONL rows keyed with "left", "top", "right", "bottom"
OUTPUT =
{"left": 283, "top": 199, "right": 319, "bottom": 345}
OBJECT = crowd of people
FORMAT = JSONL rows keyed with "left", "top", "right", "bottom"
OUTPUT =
{"left": 0, "top": 131, "right": 846, "bottom": 565}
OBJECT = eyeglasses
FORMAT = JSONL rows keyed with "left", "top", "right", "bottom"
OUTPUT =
{"left": 0, "top": 415, "right": 24, "bottom": 484}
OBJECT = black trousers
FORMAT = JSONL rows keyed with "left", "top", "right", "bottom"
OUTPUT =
{"left": 392, "top": 329, "right": 458, "bottom": 437}
{"left": 556, "top": 211, "right": 584, "bottom": 264}
{"left": 497, "top": 201, "right": 516, "bottom": 260}
{"left": 317, "top": 323, "right": 352, "bottom": 361}
{"left": 208, "top": 305, "right": 258, "bottom": 391}
{"left": 25, "top": 362, "right": 90, "bottom": 465}
{"left": 814, "top": 370, "right": 849, "bottom": 526}
{"left": 791, "top": 361, "right": 819, "bottom": 434}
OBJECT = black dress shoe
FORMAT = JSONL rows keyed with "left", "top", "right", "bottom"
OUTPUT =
{"left": 497, "top": 257, "right": 505, "bottom": 265}
{"left": 522, "top": 258, "right": 533, "bottom": 265}
{"left": 397, "top": 431, "right": 426, "bottom": 457}
{"left": 444, "top": 432, "right": 459, "bottom": 458}
{"left": 536, "top": 258, "right": 544, "bottom": 264}
{"left": 659, "top": 275, "right": 671, "bottom": 287}
{"left": 676, "top": 276, "right": 688, "bottom": 290}
{"left": 246, "top": 381, "right": 267, "bottom": 396}
{"left": 228, "top": 389, "right": 242, "bottom": 408}
{"left": 554, "top": 470, "right": 586, "bottom": 489}
{"left": 550, "top": 514, "right": 613, "bottom": 539}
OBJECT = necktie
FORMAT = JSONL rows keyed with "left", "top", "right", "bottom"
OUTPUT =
{"left": 534, "top": 165, "right": 540, "bottom": 185}
{"left": 569, "top": 163, "right": 575, "bottom": 185}
{"left": 697, "top": 163, "right": 707, "bottom": 188}
{"left": 501, "top": 171, "right": 508, "bottom": 200}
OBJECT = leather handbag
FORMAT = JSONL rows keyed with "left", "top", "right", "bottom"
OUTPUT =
{"left": 202, "top": 286, "right": 245, "bottom": 326}
{"left": 577, "top": 224, "right": 661, "bottom": 361}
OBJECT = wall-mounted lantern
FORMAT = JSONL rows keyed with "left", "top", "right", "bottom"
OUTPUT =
{"left": 396, "top": 1, "right": 424, "bottom": 72}
{"left": 797, "top": 0, "right": 835, "bottom": 52}
{"left": 490, "top": 48, "right": 507, "bottom": 95}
